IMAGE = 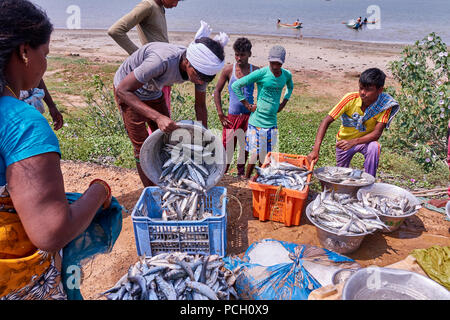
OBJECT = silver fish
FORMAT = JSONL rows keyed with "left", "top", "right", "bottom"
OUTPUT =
{"left": 363, "top": 193, "right": 421, "bottom": 216}
{"left": 255, "top": 159, "right": 311, "bottom": 191}
{"left": 155, "top": 275, "right": 177, "bottom": 300}
{"left": 316, "top": 167, "right": 371, "bottom": 185}
{"left": 310, "top": 189, "right": 389, "bottom": 235}
{"left": 185, "top": 280, "right": 219, "bottom": 300}
{"left": 102, "top": 253, "right": 236, "bottom": 301}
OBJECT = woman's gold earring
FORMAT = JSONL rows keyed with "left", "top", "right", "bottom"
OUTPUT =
{"left": 22, "top": 55, "right": 29, "bottom": 67}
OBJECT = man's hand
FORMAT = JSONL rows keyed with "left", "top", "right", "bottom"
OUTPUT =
{"left": 248, "top": 104, "right": 257, "bottom": 112}
{"left": 218, "top": 113, "right": 232, "bottom": 127}
{"left": 49, "top": 107, "right": 64, "bottom": 131}
{"left": 278, "top": 99, "right": 288, "bottom": 112}
{"left": 307, "top": 150, "right": 319, "bottom": 165}
{"left": 336, "top": 139, "right": 357, "bottom": 151}
{"left": 243, "top": 100, "right": 257, "bottom": 113}
{"left": 156, "top": 116, "right": 178, "bottom": 133}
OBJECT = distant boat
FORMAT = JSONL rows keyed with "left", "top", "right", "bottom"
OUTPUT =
{"left": 277, "top": 20, "right": 303, "bottom": 29}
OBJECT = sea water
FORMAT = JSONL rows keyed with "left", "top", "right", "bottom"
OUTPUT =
{"left": 32, "top": 0, "right": 450, "bottom": 44}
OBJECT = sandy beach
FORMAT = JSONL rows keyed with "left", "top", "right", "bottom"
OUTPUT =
{"left": 49, "top": 29, "right": 405, "bottom": 100}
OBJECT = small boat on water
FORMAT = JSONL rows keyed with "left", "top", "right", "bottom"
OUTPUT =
{"left": 343, "top": 19, "right": 377, "bottom": 30}
{"left": 277, "top": 19, "right": 303, "bottom": 29}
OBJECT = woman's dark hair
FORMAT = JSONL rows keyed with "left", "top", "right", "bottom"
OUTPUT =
{"left": 193, "top": 37, "right": 225, "bottom": 83}
{"left": 0, "top": 0, "right": 53, "bottom": 91}
{"left": 233, "top": 37, "right": 252, "bottom": 54}
{"left": 359, "top": 68, "right": 386, "bottom": 89}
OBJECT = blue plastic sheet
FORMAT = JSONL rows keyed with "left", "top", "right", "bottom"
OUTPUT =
{"left": 224, "top": 239, "right": 359, "bottom": 300}
{"left": 62, "top": 193, "right": 123, "bottom": 300}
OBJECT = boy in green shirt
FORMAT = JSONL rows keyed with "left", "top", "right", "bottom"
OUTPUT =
{"left": 232, "top": 45, "right": 294, "bottom": 178}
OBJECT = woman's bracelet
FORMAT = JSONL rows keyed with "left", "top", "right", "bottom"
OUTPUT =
{"left": 89, "top": 179, "right": 112, "bottom": 202}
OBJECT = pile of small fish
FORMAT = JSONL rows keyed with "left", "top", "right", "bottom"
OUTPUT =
{"left": 315, "top": 167, "right": 372, "bottom": 185}
{"left": 360, "top": 192, "right": 421, "bottom": 217}
{"left": 255, "top": 157, "right": 311, "bottom": 191}
{"left": 100, "top": 252, "right": 238, "bottom": 300}
{"left": 157, "top": 142, "right": 213, "bottom": 221}
{"left": 309, "top": 188, "right": 389, "bottom": 235}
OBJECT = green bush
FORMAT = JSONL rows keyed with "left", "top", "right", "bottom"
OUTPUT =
{"left": 79, "top": 75, "right": 125, "bottom": 135}
{"left": 55, "top": 76, "right": 135, "bottom": 168}
{"left": 385, "top": 32, "right": 449, "bottom": 171}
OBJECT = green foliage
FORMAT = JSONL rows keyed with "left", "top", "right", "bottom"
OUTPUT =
{"left": 78, "top": 75, "right": 125, "bottom": 135}
{"left": 55, "top": 76, "right": 135, "bottom": 168}
{"left": 385, "top": 32, "right": 449, "bottom": 171}
{"left": 277, "top": 110, "right": 340, "bottom": 167}
{"left": 170, "top": 86, "right": 196, "bottom": 121}
{"left": 170, "top": 83, "right": 223, "bottom": 131}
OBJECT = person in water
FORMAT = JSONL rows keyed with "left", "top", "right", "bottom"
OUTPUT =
{"left": 355, "top": 16, "right": 362, "bottom": 29}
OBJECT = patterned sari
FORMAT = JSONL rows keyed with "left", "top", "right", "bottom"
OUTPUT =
{"left": 0, "top": 186, "right": 66, "bottom": 300}
{"left": 0, "top": 186, "right": 123, "bottom": 300}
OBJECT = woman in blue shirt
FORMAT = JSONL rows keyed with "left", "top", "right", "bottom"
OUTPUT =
{"left": 0, "top": 0, "right": 117, "bottom": 300}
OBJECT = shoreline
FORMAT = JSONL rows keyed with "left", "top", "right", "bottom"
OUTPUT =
{"left": 54, "top": 27, "right": 411, "bottom": 47}
{"left": 50, "top": 29, "right": 404, "bottom": 80}
{"left": 48, "top": 28, "right": 408, "bottom": 102}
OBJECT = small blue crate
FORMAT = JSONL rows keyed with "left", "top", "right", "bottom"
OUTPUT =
{"left": 131, "top": 186, "right": 227, "bottom": 257}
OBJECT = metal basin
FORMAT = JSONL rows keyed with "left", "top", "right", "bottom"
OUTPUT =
{"left": 313, "top": 166, "right": 375, "bottom": 197}
{"left": 139, "top": 120, "right": 226, "bottom": 190}
{"left": 357, "top": 183, "right": 422, "bottom": 233}
{"left": 342, "top": 267, "right": 450, "bottom": 300}
{"left": 306, "top": 202, "right": 374, "bottom": 254}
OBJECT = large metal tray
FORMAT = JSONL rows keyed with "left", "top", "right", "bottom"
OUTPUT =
{"left": 313, "top": 166, "right": 375, "bottom": 196}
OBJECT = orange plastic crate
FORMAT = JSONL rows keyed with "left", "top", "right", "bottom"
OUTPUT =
{"left": 248, "top": 152, "right": 315, "bottom": 226}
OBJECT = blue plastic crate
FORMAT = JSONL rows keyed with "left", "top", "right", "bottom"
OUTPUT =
{"left": 131, "top": 186, "right": 227, "bottom": 257}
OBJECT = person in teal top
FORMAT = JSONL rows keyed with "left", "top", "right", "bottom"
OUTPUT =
{"left": 231, "top": 45, "right": 294, "bottom": 178}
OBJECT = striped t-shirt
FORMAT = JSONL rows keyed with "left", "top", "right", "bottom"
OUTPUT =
{"left": 328, "top": 92, "right": 391, "bottom": 141}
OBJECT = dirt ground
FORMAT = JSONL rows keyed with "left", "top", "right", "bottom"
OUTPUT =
{"left": 58, "top": 161, "right": 450, "bottom": 300}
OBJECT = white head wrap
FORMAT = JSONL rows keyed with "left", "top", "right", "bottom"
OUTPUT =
{"left": 186, "top": 21, "right": 229, "bottom": 76}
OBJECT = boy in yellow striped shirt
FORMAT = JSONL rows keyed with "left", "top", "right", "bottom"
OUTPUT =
{"left": 307, "top": 68, "right": 399, "bottom": 177}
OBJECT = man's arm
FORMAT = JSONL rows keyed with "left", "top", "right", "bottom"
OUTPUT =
{"left": 307, "top": 115, "right": 335, "bottom": 163}
{"left": 107, "top": 2, "right": 152, "bottom": 55}
{"left": 278, "top": 98, "right": 289, "bottom": 113}
{"left": 116, "top": 71, "right": 178, "bottom": 133}
{"left": 213, "top": 66, "right": 232, "bottom": 127}
{"left": 231, "top": 69, "right": 263, "bottom": 112}
{"left": 278, "top": 73, "right": 293, "bottom": 113}
{"left": 336, "top": 122, "right": 386, "bottom": 151}
{"left": 283, "top": 71, "right": 294, "bottom": 101}
{"left": 38, "top": 79, "right": 64, "bottom": 130}
{"left": 194, "top": 89, "right": 208, "bottom": 129}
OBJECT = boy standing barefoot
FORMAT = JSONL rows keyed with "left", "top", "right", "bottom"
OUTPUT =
{"left": 214, "top": 38, "right": 259, "bottom": 176}
{"left": 232, "top": 45, "right": 294, "bottom": 178}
